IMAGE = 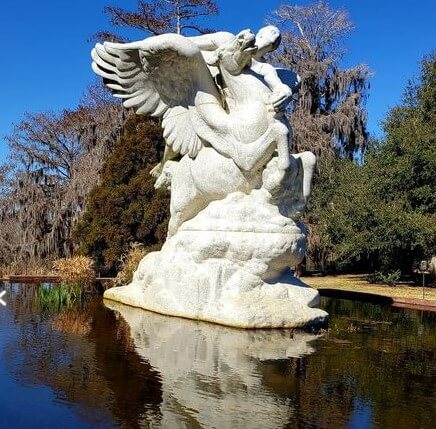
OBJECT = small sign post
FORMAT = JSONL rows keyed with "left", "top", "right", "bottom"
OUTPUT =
{"left": 418, "top": 260, "right": 429, "bottom": 300}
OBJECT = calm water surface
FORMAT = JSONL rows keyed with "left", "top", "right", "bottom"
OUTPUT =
{"left": 0, "top": 283, "right": 435, "bottom": 428}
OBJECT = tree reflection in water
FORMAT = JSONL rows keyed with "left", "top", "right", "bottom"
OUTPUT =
{"left": 4, "top": 284, "right": 162, "bottom": 428}
{"left": 1, "top": 284, "right": 436, "bottom": 429}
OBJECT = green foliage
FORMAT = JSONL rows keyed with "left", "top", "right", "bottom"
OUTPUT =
{"left": 74, "top": 115, "right": 170, "bottom": 274}
{"left": 307, "top": 54, "right": 436, "bottom": 274}
{"left": 366, "top": 271, "right": 401, "bottom": 286}
{"left": 38, "top": 283, "right": 85, "bottom": 312}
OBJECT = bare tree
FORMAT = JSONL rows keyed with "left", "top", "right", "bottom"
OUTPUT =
{"left": 92, "top": 0, "right": 218, "bottom": 42}
{"left": 270, "top": 1, "right": 370, "bottom": 159}
{"left": 0, "top": 85, "right": 128, "bottom": 269}
{"left": 269, "top": 2, "right": 371, "bottom": 275}
{"left": 0, "top": 0, "right": 220, "bottom": 270}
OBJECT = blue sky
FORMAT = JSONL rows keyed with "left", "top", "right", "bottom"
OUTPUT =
{"left": 0, "top": 0, "right": 435, "bottom": 161}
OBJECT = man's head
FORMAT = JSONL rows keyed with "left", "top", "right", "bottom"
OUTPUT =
{"left": 255, "top": 26, "right": 281, "bottom": 58}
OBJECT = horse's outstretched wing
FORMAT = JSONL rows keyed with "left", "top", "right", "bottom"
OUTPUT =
{"left": 92, "top": 34, "right": 219, "bottom": 158}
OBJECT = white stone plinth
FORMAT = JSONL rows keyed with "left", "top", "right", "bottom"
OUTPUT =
{"left": 104, "top": 191, "right": 328, "bottom": 328}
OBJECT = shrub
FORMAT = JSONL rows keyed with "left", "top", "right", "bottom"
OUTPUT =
{"left": 115, "top": 243, "right": 147, "bottom": 286}
{"left": 52, "top": 256, "right": 95, "bottom": 288}
{"left": 366, "top": 270, "right": 401, "bottom": 286}
{"left": 41, "top": 256, "right": 96, "bottom": 312}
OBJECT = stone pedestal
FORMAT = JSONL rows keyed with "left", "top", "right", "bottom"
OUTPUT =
{"left": 104, "top": 182, "right": 328, "bottom": 328}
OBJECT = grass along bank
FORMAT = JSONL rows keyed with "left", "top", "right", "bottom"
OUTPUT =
{"left": 302, "top": 274, "right": 436, "bottom": 301}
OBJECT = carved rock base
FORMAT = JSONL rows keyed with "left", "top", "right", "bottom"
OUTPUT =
{"left": 104, "top": 191, "right": 328, "bottom": 329}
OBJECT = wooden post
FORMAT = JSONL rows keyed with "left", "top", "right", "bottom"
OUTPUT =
{"left": 422, "top": 272, "right": 425, "bottom": 299}
{"left": 419, "top": 260, "right": 429, "bottom": 300}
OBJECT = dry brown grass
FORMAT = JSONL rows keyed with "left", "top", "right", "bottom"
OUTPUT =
{"left": 52, "top": 256, "right": 95, "bottom": 286}
{"left": 302, "top": 274, "right": 436, "bottom": 300}
{"left": 115, "top": 243, "right": 147, "bottom": 286}
{"left": 0, "top": 261, "right": 56, "bottom": 277}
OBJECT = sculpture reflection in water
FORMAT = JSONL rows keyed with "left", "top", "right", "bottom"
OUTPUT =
{"left": 105, "top": 300, "right": 321, "bottom": 429}
{"left": 3, "top": 285, "right": 435, "bottom": 428}
{"left": 92, "top": 25, "right": 328, "bottom": 328}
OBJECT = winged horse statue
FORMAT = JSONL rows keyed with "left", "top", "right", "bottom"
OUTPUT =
{"left": 91, "top": 26, "right": 311, "bottom": 236}
{"left": 92, "top": 27, "right": 328, "bottom": 329}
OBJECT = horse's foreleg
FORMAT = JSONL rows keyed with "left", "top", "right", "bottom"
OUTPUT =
{"left": 168, "top": 157, "right": 200, "bottom": 238}
{"left": 275, "top": 120, "right": 292, "bottom": 171}
{"left": 234, "top": 119, "right": 292, "bottom": 172}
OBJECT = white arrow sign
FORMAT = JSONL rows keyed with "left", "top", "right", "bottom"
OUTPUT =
{"left": 0, "top": 290, "right": 6, "bottom": 306}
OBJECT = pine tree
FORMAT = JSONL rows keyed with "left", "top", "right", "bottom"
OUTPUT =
{"left": 74, "top": 116, "right": 170, "bottom": 274}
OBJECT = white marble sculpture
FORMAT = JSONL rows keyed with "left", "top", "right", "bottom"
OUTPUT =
{"left": 92, "top": 26, "right": 328, "bottom": 328}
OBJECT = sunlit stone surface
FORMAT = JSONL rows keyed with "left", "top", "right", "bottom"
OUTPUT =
{"left": 105, "top": 300, "right": 321, "bottom": 428}
{"left": 93, "top": 26, "right": 328, "bottom": 327}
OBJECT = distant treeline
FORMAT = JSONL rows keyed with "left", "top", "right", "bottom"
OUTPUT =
{"left": 1, "top": 1, "right": 433, "bottom": 277}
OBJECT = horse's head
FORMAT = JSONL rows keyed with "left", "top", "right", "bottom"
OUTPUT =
{"left": 207, "top": 29, "right": 258, "bottom": 75}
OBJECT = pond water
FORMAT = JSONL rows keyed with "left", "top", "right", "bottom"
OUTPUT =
{"left": 0, "top": 283, "right": 435, "bottom": 429}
